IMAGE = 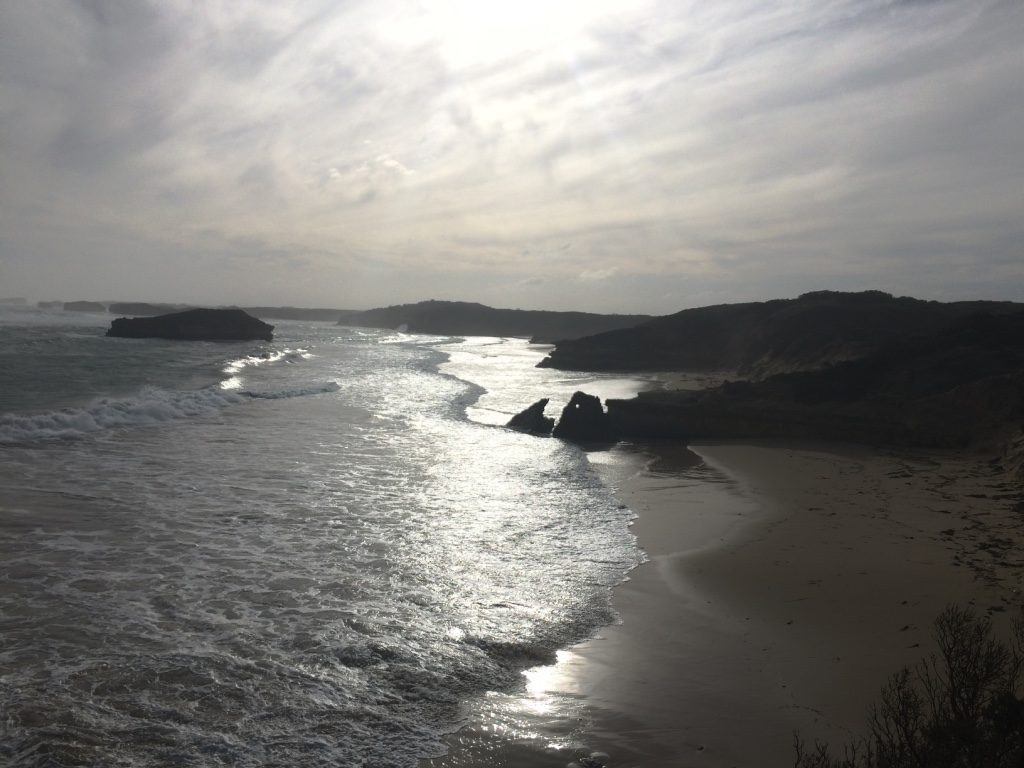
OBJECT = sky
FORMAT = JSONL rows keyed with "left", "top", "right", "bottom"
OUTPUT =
{"left": 1, "top": 0, "right": 1022, "bottom": 314}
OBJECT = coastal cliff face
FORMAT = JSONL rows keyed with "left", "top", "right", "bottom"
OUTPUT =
{"left": 107, "top": 309, "right": 274, "bottom": 341}
{"left": 604, "top": 311, "right": 1024, "bottom": 450}
{"left": 338, "top": 300, "right": 650, "bottom": 342}
{"left": 514, "top": 307, "right": 1024, "bottom": 457}
{"left": 539, "top": 291, "right": 1024, "bottom": 377}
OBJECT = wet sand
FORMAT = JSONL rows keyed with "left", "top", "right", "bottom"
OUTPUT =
{"left": 426, "top": 441, "right": 1023, "bottom": 768}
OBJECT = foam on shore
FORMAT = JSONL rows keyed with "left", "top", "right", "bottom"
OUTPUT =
{"left": 427, "top": 441, "right": 1022, "bottom": 767}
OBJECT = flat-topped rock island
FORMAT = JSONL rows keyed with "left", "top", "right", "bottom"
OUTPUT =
{"left": 107, "top": 308, "right": 274, "bottom": 341}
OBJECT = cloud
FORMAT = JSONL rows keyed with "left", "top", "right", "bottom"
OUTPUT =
{"left": 579, "top": 268, "right": 618, "bottom": 282}
{"left": 0, "top": 0, "right": 1022, "bottom": 312}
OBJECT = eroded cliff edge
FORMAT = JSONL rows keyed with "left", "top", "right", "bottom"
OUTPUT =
{"left": 522, "top": 295, "right": 1024, "bottom": 475}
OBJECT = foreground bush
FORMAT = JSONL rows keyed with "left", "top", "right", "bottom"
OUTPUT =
{"left": 795, "top": 605, "right": 1024, "bottom": 768}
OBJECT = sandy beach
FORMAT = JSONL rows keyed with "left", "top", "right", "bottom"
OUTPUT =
{"left": 427, "top": 440, "right": 1023, "bottom": 768}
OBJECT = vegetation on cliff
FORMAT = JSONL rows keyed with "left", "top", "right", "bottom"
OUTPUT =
{"left": 795, "top": 606, "right": 1024, "bottom": 768}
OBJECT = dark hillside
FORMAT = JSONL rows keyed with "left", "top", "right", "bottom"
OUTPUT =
{"left": 339, "top": 300, "right": 650, "bottom": 342}
{"left": 605, "top": 310, "right": 1024, "bottom": 449}
{"left": 540, "top": 291, "right": 1024, "bottom": 377}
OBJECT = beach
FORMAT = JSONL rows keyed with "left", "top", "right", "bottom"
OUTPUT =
{"left": 428, "top": 440, "right": 1022, "bottom": 767}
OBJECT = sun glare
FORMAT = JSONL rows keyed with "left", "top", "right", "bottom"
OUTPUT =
{"left": 417, "top": 0, "right": 619, "bottom": 66}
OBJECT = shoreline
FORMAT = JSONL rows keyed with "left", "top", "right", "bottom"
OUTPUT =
{"left": 426, "top": 438, "right": 1022, "bottom": 768}
{"left": 426, "top": 345, "right": 1022, "bottom": 767}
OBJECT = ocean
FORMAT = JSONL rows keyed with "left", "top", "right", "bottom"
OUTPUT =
{"left": 0, "top": 305, "right": 646, "bottom": 767}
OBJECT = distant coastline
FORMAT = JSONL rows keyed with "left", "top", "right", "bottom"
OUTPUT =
{"left": 33, "top": 290, "right": 1023, "bottom": 472}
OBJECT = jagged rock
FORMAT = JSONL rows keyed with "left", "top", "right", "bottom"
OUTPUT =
{"left": 507, "top": 398, "right": 555, "bottom": 436}
{"left": 552, "top": 391, "right": 617, "bottom": 443}
{"left": 107, "top": 308, "right": 273, "bottom": 341}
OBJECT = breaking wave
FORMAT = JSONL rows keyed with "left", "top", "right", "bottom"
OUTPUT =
{"left": 223, "top": 348, "right": 310, "bottom": 375}
{"left": 0, "top": 380, "right": 339, "bottom": 442}
{"left": 0, "top": 387, "right": 244, "bottom": 442}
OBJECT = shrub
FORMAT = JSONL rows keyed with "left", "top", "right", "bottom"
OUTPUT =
{"left": 794, "top": 605, "right": 1024, "bottom": 768}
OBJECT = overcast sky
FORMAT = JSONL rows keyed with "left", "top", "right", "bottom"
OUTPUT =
{"left": 1, "top": 0, "right": 1021, "bottom": 313}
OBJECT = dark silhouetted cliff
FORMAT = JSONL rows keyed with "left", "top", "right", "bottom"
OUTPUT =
{"left": 604, "top": 310, "right": 1024, "bottom": 450}
{"left": 338, "top": 300, "right": 650, "bottom": 342}
{"left": 539, "top": 291, "right": 1024, "bottom": 378}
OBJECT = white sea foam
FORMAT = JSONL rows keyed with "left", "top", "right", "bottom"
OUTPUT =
{"left": 0, "top": 387, "right": 246, "bottom": 442}
{"left": 223, "top": 348, "right": 308, "bottom": 375}
{"left": 0, "top": 378, "right": 339, "bottom": 443}
{"left": 0, "top": 327, "right": 641, "bottom": 767}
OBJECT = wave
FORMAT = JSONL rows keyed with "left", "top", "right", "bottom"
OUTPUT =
{"left": 0, "top": 381, "right": 339, "bottom": 443}
{"left": 0, "top": 387, "right": 244, "bottom": 443}
{"left": 223, "top": 348, "right": 309, "bottom": 375}
{"left": 241, "top": 381, "right": 340, "bottom": 399}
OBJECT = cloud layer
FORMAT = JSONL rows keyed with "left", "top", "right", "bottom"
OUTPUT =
{"left": 1, "top": 0, "right": 1021, "bottom": 312}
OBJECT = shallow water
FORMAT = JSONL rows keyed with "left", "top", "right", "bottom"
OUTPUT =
{"left": 0, "top": 308, "right": 644, "bottom": 767}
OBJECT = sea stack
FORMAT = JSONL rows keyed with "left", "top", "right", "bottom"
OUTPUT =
{"left": 507, "top": 398, "right": 555, "bottom": 436}
{"left": 107, "top": 308, "right": 274, "bottom": 341}
{"left": 551, "top": 391, "right": 618, "bottom": 443}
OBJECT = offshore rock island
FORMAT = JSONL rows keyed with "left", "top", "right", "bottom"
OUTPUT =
{"left": 107, "top": 308, "right": 274, "bottom": 341}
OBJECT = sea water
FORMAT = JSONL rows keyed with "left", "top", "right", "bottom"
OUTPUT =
{"left": 0, "top": 306, "right": 644, "bottom": 767}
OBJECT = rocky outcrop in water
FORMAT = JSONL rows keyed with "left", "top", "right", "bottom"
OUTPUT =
{"left": 551, "top": 391, "right": 617, "bottom": 443}
{"left": 507, "top": 399, "right": 555, "bottom": 435}
{"left": 107, "top": 308, "right": 274, "bottom": 341}
{"left": 513, "top": 310, "right": 1024, "bottom": 453}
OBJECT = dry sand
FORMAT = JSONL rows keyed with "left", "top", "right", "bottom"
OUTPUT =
{"left": 426, "top": 441, "right": 1023, "bottom": 768}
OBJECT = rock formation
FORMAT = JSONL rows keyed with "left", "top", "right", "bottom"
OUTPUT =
{"left": 107, "top": 308, "right": 274, "bottom": 341}
{"left": 604, "top": 310, "right": 1024, "bottom": 449}
{"left": 552, "top": 391, "right": 617, "bottom": 443}
{"left": 507, "top": 399, "right": 555, "bottom": 435}
{"left": 510, "top": 309, "right": 1024, "bottom": 454}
